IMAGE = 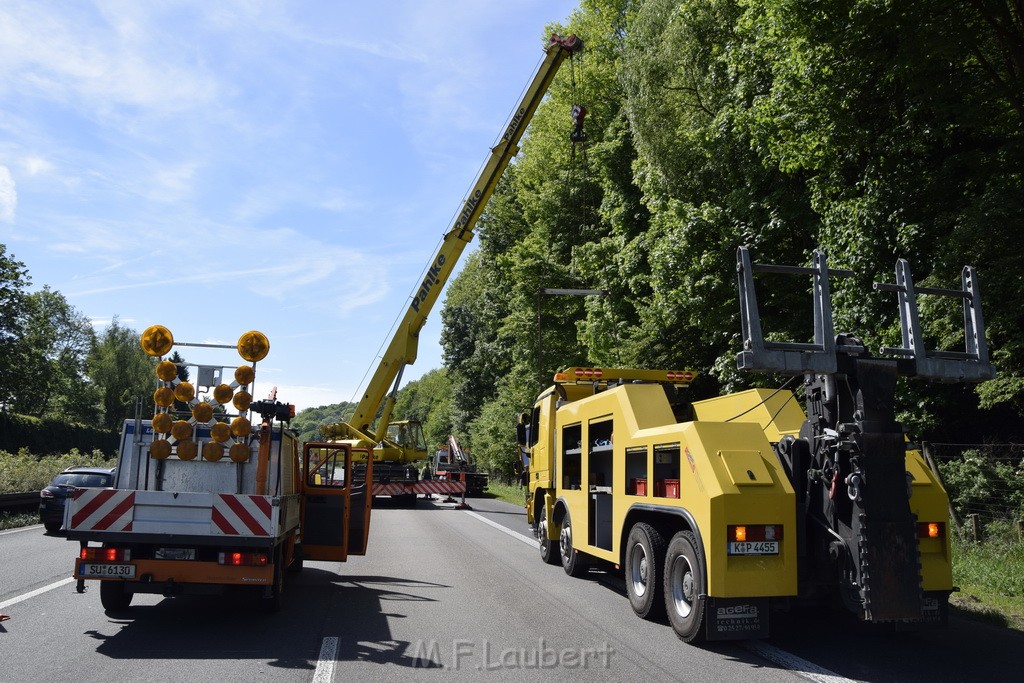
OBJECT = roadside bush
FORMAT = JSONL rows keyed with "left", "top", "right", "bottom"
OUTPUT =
{"left": 0, "top": 448, "right": 116, "bottom": 493}
{"left": 938, "top": 449, "right": 1024, "bottom": 525}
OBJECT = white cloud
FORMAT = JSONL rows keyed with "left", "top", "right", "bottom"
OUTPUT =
{"left": 0, "top": 166, "right": 15, "bottom": 222}
{"left": 150, "top": 162, "right": 199, "bottom": 202}
{"left": 0, "top": 3, "right": 220, "bottom": 120}
{"left": 21, "top": 155, "right": 53, "bottom": 176}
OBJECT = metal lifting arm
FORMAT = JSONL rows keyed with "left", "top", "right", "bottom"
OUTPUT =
{"left": 322, "top": 34, "right": 583, "bottom": 444}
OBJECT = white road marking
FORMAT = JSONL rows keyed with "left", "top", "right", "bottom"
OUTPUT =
{"left": 0, "top": 524, "right": 43, "bottom": 536}
{"left": 463, "top": 510, "right": 855, "bottom": 683}
{"left": 312, "top": 636, "right": 339, "bottom": 683}
{"left": 0, "top": 577, "right": 76, "bottom": 610}
{"left": 464, "top": 510, "right": 536, "bottom": 547}
{"left": 742, "top": 641, "right": 857, "bottom": 683}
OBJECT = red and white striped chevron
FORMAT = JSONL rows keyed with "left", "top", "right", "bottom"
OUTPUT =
{"left": 414, "top": 480, "right": 465, "bottom": 495}
{"left": 211, "top": 494, "right": 274, "bottom": 536}
{"left": 370, "top": 481, "right": 466, "bottom": 496}
{"left": 371, "top": 482, "right": 408, "bottom": 496}
{"left": 70, "top": 489, "right": 135, "bottom": 532}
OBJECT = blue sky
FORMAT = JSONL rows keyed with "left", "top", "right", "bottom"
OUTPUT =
{"left": 0, "top": 1, "right": 579, "bottom": 412}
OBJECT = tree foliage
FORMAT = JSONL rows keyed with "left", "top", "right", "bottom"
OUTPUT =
{"left": 290, "top": 401, "right": 356, "bottom": 445}
{"left": 87, "top": 317, "right": 156, "bottom": 430}
{"left": 0, "top": 245, "right": 30, "bottom": 407}
{"left": 432, "top": 0, "right": 1024, "bottom": 469}
{"left": 9, "top": 286, "right": 98, "bottom": 420}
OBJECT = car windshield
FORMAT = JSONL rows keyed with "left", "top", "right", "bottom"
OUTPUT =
{"left": 52, "top": 473, "right": 111, "bottom": 488}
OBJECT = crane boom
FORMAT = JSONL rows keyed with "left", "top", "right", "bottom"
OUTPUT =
{"left": 323, "top": 34, "right": 582, "bottom": 451}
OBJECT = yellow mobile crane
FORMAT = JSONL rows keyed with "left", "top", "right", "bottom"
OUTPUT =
{"left": 320, "top": 34, "right": 583, "bottom": 500}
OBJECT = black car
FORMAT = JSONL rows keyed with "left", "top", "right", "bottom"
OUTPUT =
{"left": 39, "top": 467, "right": 116, "bottom": 533}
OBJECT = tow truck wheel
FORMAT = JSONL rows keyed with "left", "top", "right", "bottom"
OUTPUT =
{"left": 99, "top": 580, "right": 132, "bottom": 612}
{"left": 664, "top": 530, "right": 706, "bottom": 643}
{"left": 625, "top": 522, "right": 666, "bottom": 619}
{"left": 559, "top": 509, "right": 588, "bottom": 577}
{"left": 537, "top": 508, "right": 559, "bottom": 566}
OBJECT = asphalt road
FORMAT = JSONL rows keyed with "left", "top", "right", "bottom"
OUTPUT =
{"left": 2, "top": 496, "right": 1022, "bottom": 682}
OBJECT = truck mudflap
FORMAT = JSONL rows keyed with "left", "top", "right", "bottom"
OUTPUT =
{"left": 371, "top": 481, "right": 466, "bottom": 496}
{"left": 705, "top": 597, "right": 770, "bottom": 640}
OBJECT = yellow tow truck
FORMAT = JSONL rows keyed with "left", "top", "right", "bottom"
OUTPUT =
{"left": 519, "top": 247, "right": 995, "bottom": 641}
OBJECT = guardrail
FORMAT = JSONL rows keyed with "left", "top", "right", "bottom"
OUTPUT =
{"left": 0, "top": 492, "right": 40, "bottom": 513}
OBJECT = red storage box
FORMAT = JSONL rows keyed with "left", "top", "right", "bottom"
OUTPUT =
{"left": 654, "top": 479, "right": 681, "bottom": 498}
{"left": 630, "top": 478, "right": 647, "bottom": 496}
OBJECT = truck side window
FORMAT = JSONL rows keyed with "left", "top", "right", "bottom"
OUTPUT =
{"left": 308, "top": 448, "right": 347, "bottom": 487}
{"left": 530, "top": 406, "right": 541, "bottom": 447}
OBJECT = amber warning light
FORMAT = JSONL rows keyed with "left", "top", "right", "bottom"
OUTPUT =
{"left": 728, "top": 525, "right": 782, "bottom": 542}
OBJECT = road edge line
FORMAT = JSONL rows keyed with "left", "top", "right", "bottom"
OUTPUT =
{"left": 0, "top": 524, "right": 44, "bottom": 536}
{"left": 0, "top": 577, "right": 76, "bottom": 610}
{"left": 464, "top": 510, "right": 536, "bottom": 547}
{"left": 742, "top": 640, "right": 856, "bottom": 683}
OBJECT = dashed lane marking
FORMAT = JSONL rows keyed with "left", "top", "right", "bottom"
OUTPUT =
{"left": 312, "top": 636, "right": 339, "bottom": 683}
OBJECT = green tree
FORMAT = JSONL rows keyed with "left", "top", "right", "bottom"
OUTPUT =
{"left": 88, "top": 318, "right": 156, "bottom": 430}
{"left": 392, "top": 368, "right": 454, "bottom": 449}
{"left": 435, "top": 0, "right": 1024, "bottom": 466}
{"left": 0, "top": 245, "right": 30, "bottom": 407}
{"left": 290, "top": 402, "right": 355, "bottom": 445}
{"left": 9, "top": 287, "right": 97, "bottom": 421}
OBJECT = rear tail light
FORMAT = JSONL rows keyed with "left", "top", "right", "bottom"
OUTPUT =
{"left": 218, "top": 552, "right": 269, "bottom": 566}
{"left": 80, "top": 547, "right": 131, "bottom": 561}
{"left": 917, "top": 522, "right": 945, "bottom": 539}
{"left": 728, "top": 524, "right": 783, "bottom": 542}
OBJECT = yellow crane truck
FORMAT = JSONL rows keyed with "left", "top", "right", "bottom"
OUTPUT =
{"left": 66, "top": 326, "right": 373, "bottom": 612}
{"left": 319, "top": 33, "right": 583, "bottom": 501}
{"left": 519, "top": 247, "right": 995, "bottom": 642}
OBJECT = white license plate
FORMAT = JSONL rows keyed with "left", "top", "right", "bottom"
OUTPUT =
{"left": 79, "top": 563, "right": 136, "bottom": 578}
{"left": 728, "top": 541, "right": 779, "bottom": 555}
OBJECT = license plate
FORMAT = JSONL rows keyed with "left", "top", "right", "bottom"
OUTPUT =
{"left": 79, "top": 563, "right": 136, "bottom": 578}
{"left": 728, "top": 541, "right": 779, "bottom": 555}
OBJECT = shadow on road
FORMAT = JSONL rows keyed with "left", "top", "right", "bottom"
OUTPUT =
{"left": 83, "top": 568, "right": 452, "bottom": 671}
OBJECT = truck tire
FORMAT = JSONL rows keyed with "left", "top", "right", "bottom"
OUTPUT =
{"left": 625, "top": 522, "right": 667, "bottom": 619}
{"left": 559, "top": 509, "right": 588, "bottom": 577}
{"left": 537, "top": 507, "right": 559, "bottom": 566}
{"left": 100, "top": 580, "right": 132, "bottom": 612}
{"left": 262, "top": 549, "right": 284, "bottom": 613}
{"left": 288, "top": 542, "right": 304, "bottom": 574}
{"left": 43, "top": 520, "right": 62, "bottom": 534}
{"left": 664, "top": 530, "right": 706, "bottom": 643}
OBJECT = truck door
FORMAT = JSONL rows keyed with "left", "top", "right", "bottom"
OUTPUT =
{"left": 301, "top": 442, "right": 374, "bottom": 562}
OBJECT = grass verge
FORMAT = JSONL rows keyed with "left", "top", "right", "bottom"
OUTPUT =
{"left": 479, "top": 480, "right": 527, "bottom": 507}
{"left": 950, "top": 534, "right": 1024, "bottom": 631}
{"left": 0, "top": 511, "right": 38, "bottom": 531}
